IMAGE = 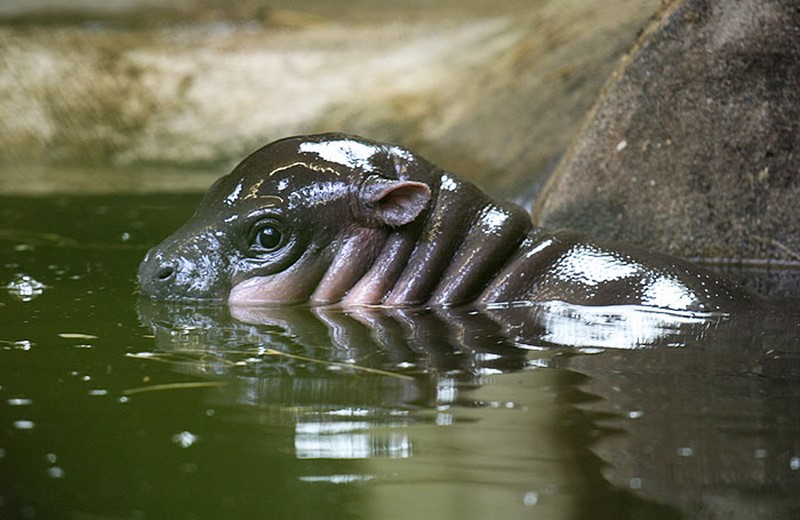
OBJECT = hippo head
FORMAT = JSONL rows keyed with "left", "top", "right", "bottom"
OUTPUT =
{"left": 138, "top": 134, "right": 433, "bottom": 305}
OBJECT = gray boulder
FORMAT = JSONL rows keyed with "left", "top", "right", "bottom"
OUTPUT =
{"left": 533, "top": 0, "right": 800, "bottom": 295}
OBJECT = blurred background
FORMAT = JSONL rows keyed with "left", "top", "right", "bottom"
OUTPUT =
{"left": 0, "top": 0, "right": 660, "bottom": 196}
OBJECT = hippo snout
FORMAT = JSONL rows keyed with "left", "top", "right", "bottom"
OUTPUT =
{"left": 138, "top": 240, "right": 230, "bottom": 302}
{"left": 138, "top": 250, "right": 176, "bottom": 294}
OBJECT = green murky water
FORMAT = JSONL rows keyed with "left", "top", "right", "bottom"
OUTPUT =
{"left": 1, "top": 194, "right": 800, "bottom": 519}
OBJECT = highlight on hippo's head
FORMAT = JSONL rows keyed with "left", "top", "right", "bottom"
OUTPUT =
{"left": 138, "top": 133, "right": 436, "bottom": 305}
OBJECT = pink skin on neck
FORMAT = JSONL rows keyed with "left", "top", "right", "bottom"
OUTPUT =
{"left": 228, "top": 228, "right": 389, "bottom": 307}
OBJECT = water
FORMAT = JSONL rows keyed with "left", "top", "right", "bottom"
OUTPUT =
{"left": 1, "top": 194, "right": 799, "bottom": 519}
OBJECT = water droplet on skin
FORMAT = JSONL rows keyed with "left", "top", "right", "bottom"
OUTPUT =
{"left": 14, "top": 420, "right": 35, "bottom": 430}
{"left": 7, "top": 398, "right": 33, "bottom": 406}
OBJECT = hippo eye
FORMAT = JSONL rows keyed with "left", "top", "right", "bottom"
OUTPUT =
{"left": 250, "top": 223, "right": 283, "bottom": 252}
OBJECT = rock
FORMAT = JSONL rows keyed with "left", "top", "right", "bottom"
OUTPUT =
{"left": 533, "top": 0, "right": 800, "bottom": 274}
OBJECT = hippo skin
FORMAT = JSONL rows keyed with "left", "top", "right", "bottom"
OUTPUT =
{"left": 138, "top": 133, "right": 760, "bottom": 313}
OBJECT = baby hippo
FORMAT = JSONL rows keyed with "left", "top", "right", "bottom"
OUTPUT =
{"left": 139, "top": 133, "right": 759, "bottom": 312}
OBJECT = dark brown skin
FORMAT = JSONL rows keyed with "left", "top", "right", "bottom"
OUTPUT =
{"left": 138, "top": 133, "right": 761, "bottom": 313}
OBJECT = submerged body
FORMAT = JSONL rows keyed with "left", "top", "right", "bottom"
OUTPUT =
{"left": 138, "top": 134, "right": 759, "bottom": 313}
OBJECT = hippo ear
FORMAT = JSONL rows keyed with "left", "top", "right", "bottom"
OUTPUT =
{"left": 358, "top": 178, "right": 431, "bottom": 227}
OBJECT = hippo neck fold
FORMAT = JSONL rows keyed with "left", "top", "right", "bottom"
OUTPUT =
{"left": 314, "top": 172, "right": 533, "bottom": 307}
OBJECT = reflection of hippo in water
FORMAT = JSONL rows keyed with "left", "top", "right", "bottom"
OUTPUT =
{"left": 138, "top": 133, "right": 760, "bottom": 313}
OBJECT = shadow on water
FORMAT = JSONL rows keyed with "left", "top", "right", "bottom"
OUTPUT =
{"left": 1, "top": 193, "right": 799, "bottom": 519}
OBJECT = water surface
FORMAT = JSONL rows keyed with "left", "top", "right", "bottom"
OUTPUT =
{"left": 1, "top": 194, "right": 799, "bottom": 519}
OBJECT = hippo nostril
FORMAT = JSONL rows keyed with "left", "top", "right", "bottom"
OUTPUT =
{"left": 156, "top": 264, "right": 176, "bottom": 282}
